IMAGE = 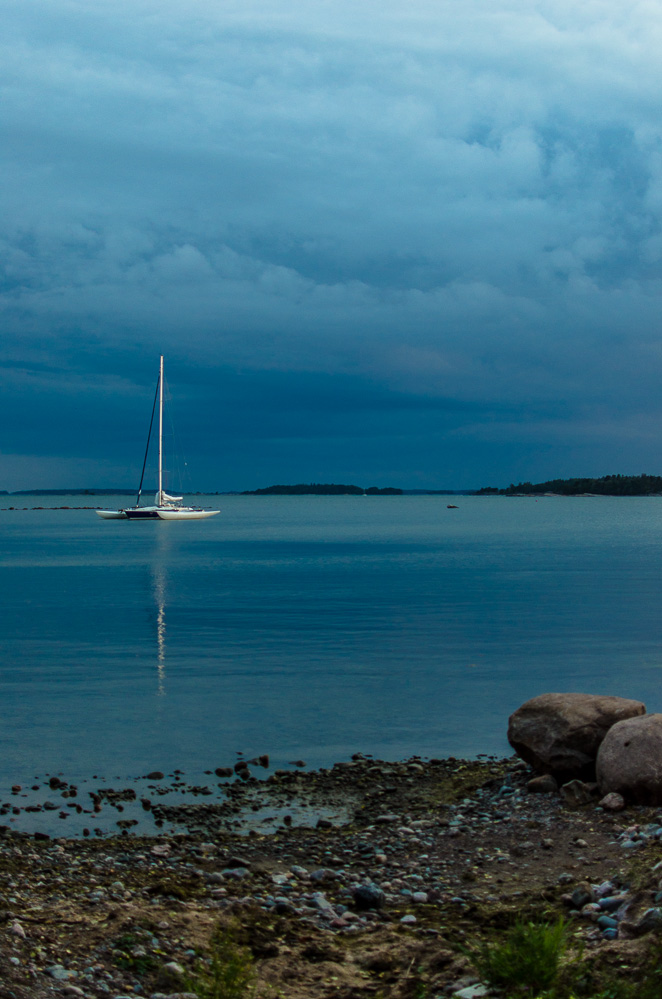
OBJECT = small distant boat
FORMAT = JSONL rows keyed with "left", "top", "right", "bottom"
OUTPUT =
{"left": 96, "top": 356, "right": 220, "bottom": 522}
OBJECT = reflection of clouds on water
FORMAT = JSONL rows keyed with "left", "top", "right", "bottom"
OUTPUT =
{"left": 151, "top": 527, "right": 171, "bottom": 697}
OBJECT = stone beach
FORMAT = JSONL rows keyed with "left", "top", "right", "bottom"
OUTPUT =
{"left": 3, "top": 751, "right": 662, "bottom": 998}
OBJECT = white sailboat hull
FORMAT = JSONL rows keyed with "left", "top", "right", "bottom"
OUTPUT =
{"left": 157, "top": 507, "right": 220, "bottom": 520}
{"left": 97, "top": 505, "right": 219, "bottom": 521}
{"left": 156, "top": 507, "right": 220, "bottom": 520}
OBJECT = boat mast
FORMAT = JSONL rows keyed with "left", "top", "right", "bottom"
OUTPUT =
{"left": 158, "top": 355, "right": 164, "bottom": 506}
{"left": 136, "top": 372, "right": 160, "bottom": 507}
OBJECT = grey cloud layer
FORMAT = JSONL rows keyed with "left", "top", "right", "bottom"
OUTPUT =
{"left": 2, "top": 0, "right": 662, "bottom": 486}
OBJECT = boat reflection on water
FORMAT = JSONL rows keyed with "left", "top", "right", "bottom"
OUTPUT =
{"left": 154, "top": 564, "right": 167, "bottom": 696}
{"left": 151, "top": 530, "right": 170, "bottom": 696}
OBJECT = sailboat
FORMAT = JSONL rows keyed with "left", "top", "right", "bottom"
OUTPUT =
{"left": 96, "top": 356, "right": 220, "bottom": 521}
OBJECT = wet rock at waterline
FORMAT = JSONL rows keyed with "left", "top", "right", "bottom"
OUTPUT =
{"left": 508, "top": 692, "right": 646, "bottom": 778}
{"left": 597, "top": 713, "right": 662, "bottom": 804}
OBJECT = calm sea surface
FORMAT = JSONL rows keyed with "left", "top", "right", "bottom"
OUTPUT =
{"left": 1, "top": 494, "right": 662, "bottom": 802}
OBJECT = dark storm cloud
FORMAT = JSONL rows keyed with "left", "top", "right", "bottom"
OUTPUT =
{"left": 2, "top": 0, "right": 662, "bottom": 487}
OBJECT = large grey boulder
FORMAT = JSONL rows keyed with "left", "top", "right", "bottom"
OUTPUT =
{"left": 508, "top": 693, "right": 646, "bottom": 778}
{"left": 597, "top": 713, "right": 662, "bottom": 804}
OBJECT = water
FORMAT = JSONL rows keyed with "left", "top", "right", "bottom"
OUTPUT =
{"left": 1, "top": 494, "right": 662, "bottom": 798}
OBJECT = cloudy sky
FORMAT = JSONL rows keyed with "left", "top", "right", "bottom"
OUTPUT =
{"left": 3, "top": 0, "right": 662, "bottom": 491}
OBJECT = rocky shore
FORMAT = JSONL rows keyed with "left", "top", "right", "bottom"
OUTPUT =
{"left": 2, "top": 752, "right": 662, "bottom": 998}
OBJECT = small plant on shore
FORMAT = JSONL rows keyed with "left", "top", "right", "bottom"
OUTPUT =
{"left": 467, "top": 917, "right": 570, "bottom": 996}
{"left": 188, "top": 922, "right": 256, "bottom": 999}
{"left": 111, "top": 932, "right": 157, "bottom": 976}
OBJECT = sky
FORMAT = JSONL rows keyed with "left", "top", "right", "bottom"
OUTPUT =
{"left": 3, "top": 0, "right": 662, "bottom": 491}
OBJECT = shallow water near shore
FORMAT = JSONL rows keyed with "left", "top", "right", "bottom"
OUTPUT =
{"left": 1, "top": 493, "right": 662, "bottom": 834}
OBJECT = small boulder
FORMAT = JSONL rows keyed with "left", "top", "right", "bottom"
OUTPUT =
{"left": 560, "top": 780, "right": 597, "bottom": 807}
{"left": 635, "top": 908, "right": 662, "bottom": 935}
{"left": 599, "top": 791, "right": 625, "bottom": 812}
{"left": 597, "top": 714, "right": 662, "bottom": 804}
{"left": 527, "top": 774, "right": 558, "bottom": 794}
{"left": 508, "top": 693, "right": 645, "bottom": 778}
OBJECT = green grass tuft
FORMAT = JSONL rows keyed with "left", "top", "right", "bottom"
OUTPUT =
{"left": 188, "top": 922, "right": 256, "bottom": 999}
{"left": 467, "top": 917, "right": 569, "bottom": 996}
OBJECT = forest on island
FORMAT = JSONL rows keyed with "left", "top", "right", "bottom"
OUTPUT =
{"left": 477, "top": 474, "right": 662, "bottom": 496}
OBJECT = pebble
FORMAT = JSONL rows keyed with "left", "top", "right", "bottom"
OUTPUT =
{"left": 275, "top": 900, "right": 297, "bottom": 915}
{"left": 560, "top": 780, "right": 596, "bottom": 807}
{"left": 150, "top": 994, "right": 198, "bottom": 999}
{"left": 527, "top": 775, "right": 558, "bottom": 794}
{"left": 310, "top": 868, "right": 336, "bottom": 883}
{"left": 570, "top": 885, "right": 593, "bottom": 908}
{"left": 310, "top": 896, "right": 337, "bottom": 919}
{"left": 598, "top": 895, "right": 627, "bottom": 912}
{"left": 47, "top": 965, "right": 78, "bottom": 981}
{"left": 162, "top": 961, "right": 186, "bottom": 977}
{"left": 353, "top": 883, "right": 385, "bottom": 910}
{"left": 223, "top": 867, "right": 249, "bottom": 879}
{"left": 400, "top": 914, "right": 417, "bottom": 925}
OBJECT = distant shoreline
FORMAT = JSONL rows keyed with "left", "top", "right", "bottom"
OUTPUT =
{"left": 3, "top": 473, "right": 662, "bottom": 498}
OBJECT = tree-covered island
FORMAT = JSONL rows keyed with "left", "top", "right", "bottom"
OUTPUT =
{"left": 243, "top": 483, "right": 403, "bottom": 495}
{"left": 477, "top": 474, "right": 662, "bottom": 496}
